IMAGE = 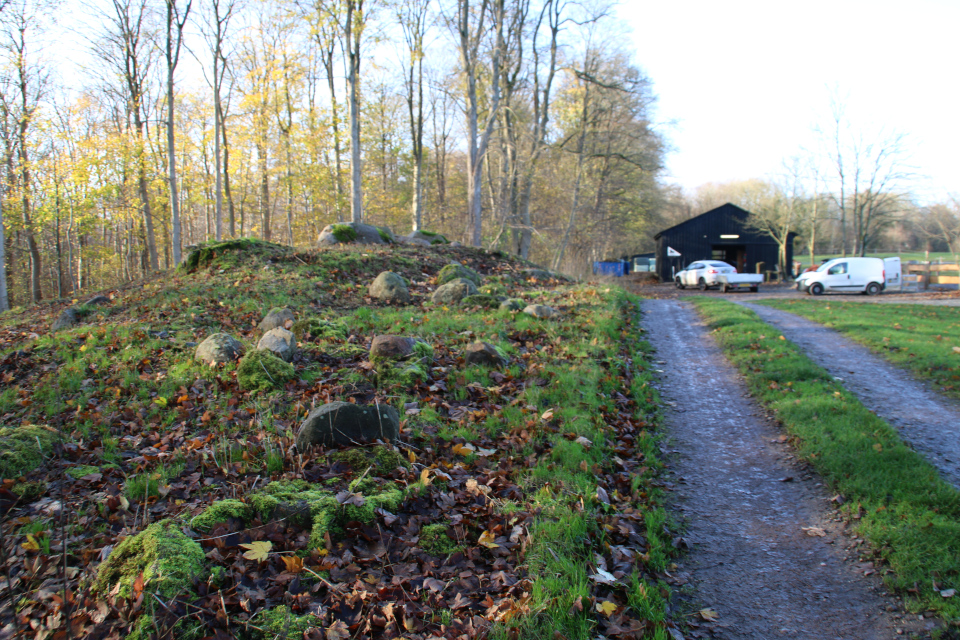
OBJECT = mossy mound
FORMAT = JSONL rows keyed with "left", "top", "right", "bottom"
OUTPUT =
{"left": 460, "top": 294, "right": 500, "bottom": 309}
{"left": 378, "top": 228, "right": 394, "bottom": 243}
{"left": 249, "top": 480, "right": 404, "bottom": 549}
{"left": 331, "top": 224, "right": 358, "bottom": 243}
{"left": 93, "top": 519, "right": 206, "bottom": 600}
{"left": 291, "top": 317, "right": 348, "bottom": 340}
{"left": 67, "top": 465, "right": 101, "bottom": 480}
{"left": 182, "top": 238, "right": 289, "bottom": 272}
{"left": 254, "top": 605, "right": 319, "bottom": 640}
{"left": 191, "top": 499, "right": 253, "bottom": 532}
{"left": 12, "top": 481, "right": 46, "bottom": 502}
{"left": 376, "top": 361, "right": 429, "bottom": 388}
{"left": 419, "top": 523, "right": 462, "bottom": 556}
{"left": 329, "top": 446, "right": 409, "bottom": 472}
{"left": 479, "top": 282, "right": 507, "bottom": 297}
{"left": 437, "top": 263, "right": 481, "bottom": 286}
{"left": 0, "top": 424, "right": 58, "bottom": 479}
{"left": 237, "top": 349, "right": 296, "bottom": 391}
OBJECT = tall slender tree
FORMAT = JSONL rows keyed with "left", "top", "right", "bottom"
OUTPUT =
{"left": 164, "top": 0, "right": 191, "bottom": 264}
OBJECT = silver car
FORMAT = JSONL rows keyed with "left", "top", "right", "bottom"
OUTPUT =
{"left": 675, "top": 260, "right": 737, "bottom": 290}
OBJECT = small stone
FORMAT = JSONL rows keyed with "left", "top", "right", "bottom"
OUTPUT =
{"left": 296, "top": 401, "right": 401, "bottom": 448}
{"left": 258, "top": 327, "right": 296, "bottom": 362}
{"left": 259, "top": 307, "right": 295, "bottom": 332}
{"left": 51, "top": 308, "right": 78, "bottom": 332}
{"left": 317, "top": 222, "right": 389, "bottom": 245}
{"left": 523, "top": 304, "right": 559, "bottom": 319}
{"left": 195, "top": 333, "right": 244, "bottom": 364}
{"left": 370, "top": 335, "right": 418, "bottom": 361}
{"left": 464, "top": 342, "right": 507, "bottom": 368}
{"left": 369, "top": 271, "right": 412, "bottom": 304}
{"left": 431, "top": 278, "right": 479, "bottom": 305}
{"left": 86, "top": 295, "right": 111, "bottom": 305}
{"left": 500, "top": 298, "right": 525, "bottom": 312}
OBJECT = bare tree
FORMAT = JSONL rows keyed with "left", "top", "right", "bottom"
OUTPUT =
{"left": 398, "top": 0, "right": 429, "bottom": 232}
{"left": 164, "top": 0, "right": 191, "bottom": 263}
{"left": 920, "top": 198, "right": 960, "bottom": 264}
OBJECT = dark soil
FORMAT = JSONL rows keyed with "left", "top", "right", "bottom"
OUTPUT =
{"left": 643, "top": 299, "right": 932, "bottom": 639}
{"left": 741, "top": 302, "right": 960, "bottom": 489}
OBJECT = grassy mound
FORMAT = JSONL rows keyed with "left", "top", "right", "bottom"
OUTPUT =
{"left": 0, "top": 424, "right": 58, "bottom": 479}
{"left": 237, "top": 349, "right": 296, "bottom": 391}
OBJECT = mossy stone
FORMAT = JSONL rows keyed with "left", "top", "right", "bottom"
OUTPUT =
{"left": 296, "top": 401, "right": 401, "bottom": 448}
{"left": 191, "top": 499, "right": 253, "bottom": 532}
{"left": 460, "top": 294, "right": 500, "bottom": 309}
{"left": 437, "top": 262, "right": 481, "bottom": 286}
{"left": 369, "top": 271, "right": 411, "bottom": 304}
{"left": 431, "top": 278, "right": 479, "bottom": 305}
{"left": 257, "top": 327, "right": 296, "bottom": 362}
{"left": 195, "top": 333, "right": 244, "bottom": 365}
{"left": 67, "top": 465, "right": 101, "bottom": 480}
{"left": 0, "top": 424, "right": 57, "bottom": 479}
{"left": 259, "top": 307, "right": 295, "bottom": 332}
{"left": 500, "top": 298, "right": 525, "bottom": 312}
{"left": 237, "top": 349, "right": 296, "bottom": 391}
{"left": 93, "top": 519, "right": 206, "bottom": 600}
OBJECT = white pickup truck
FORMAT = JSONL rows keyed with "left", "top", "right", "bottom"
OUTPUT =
{"left": 716, "top": 273, "right": 764, "bottom": 293}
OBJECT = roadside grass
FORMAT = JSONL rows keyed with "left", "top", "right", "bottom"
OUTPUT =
{"left": 756, "top": 299, "right": 960, "bottom": 400}
{"left": 693, "top": 298, "right": 960, "bottom": 623}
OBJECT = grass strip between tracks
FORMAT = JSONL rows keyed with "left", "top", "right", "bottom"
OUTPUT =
{"left": 757, "top": 298, "right": 960, "bottom": 402}
{"left": 693, "top": 298, "right": 960, "bottom": 624}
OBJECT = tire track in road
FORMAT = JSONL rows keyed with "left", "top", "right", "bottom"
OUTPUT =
{"left": 740, "top": 301, "right": 960, "bottom": 489}
{"left": 643, "top": 299, "right": 921, "bottom": 639}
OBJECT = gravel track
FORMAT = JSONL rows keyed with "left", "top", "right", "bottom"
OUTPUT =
{"left": 740, "top": 302, "right": 960, "bottom": 489}
{"left": 643, "top": 299, "right": 927, "bottom": 639}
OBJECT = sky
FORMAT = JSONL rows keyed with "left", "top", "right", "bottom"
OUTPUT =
{"left": 615, "top": 0, "right": 960, "bottom": 203}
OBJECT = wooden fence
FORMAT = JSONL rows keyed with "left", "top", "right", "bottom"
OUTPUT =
{"left": 904, "top": 261, "right": 960, "bottom": 289}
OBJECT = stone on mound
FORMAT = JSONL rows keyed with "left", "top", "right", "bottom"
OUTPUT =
{"left": 370, "top": 335, "right": 429, "bottom": 361}
{"left": 408, "top": 230, "right": 450, "bottom": 245}
{"left": 51, "top": 308, "right": 78, "bottom": 332}
{"left": 318, "top": 222, "right": 389, "bottom": 245}
{"left": 522, "top": 268, "right": 558, "bottom": 280}
{"left": 437, "top": 262, "right": 481, "bottom": 286}
{"left": 369, "top": 271, "right": 411, "bottom": 304}
{"left": 296, "top": 401, "right": 401, "bottom": 448}
{"left": 464, "top": 341, "right": 507, "bottom": 368}
{"left": 258, "top": 327, "right": 296, "bottom": 362}
{"left": 259, "top": 307, "right": 295, "bottom": 332}
{"left": 196, "top": 333, "right": 244, "bottom": 364}
{"left": 86, "top": 295, "right": 111, "bottom": 305}
{"left": 524, "top": 304, "right": 559, "bottom": 319}
{"left": 500, "top": 298, "right": 525, "bottom": 312}
{"left": 460, "top": 294, "right": 500, "bottom": 309}
{"left": 431, "top": 278, "right": 479, "bottom": 305}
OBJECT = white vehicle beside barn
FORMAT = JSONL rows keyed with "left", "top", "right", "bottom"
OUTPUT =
{"left": 674, "top": 260, "right": 763, "bottom": 292}
{"left": 795, "top": 257, "right": 902, "bottom": 295}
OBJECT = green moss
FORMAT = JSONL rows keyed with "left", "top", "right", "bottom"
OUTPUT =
{"left": 479, "top": 283, "right": 506, "bottom": 297}
{"left": 437, "top": 263, "right": 481, "bottom": 286}
{"left": 92, "top": 520, "right": 206, "bottom": 600}
{"left": 500, "top": 298, "right": 525, "bottom": 312}
{"left": 182, "top": 238, "right": 285, "bottom": 272}
{"left": 191, "top": 499, "right": 253, "bottom": 532}
{"left": 12, "top": 481, "right": 46, "bottom": 502}
{"left": 378, "top": 228, "right": 393, "bottom": 243}
{"left": 412, "top": 341, "right": 434, "bottom": 360}
{"left": 237, "top": 349, "right": 296, "bottom": 391}
{"left": 255, "top": 605, "right": 319, "bottom": 640}
{"left": 291, "top": 317, "right": 347, "bottom": 340}
{"left": 0, "top": 424, "right": 58, "bottom": 479}
{"left": 419, "top": 523, "right": 461, "bottom": 556}
{"left": 377, "top": 361, "right": 428, "bottom": 388}
{"left": 329, "top": 446, "right": 409, "bottom": 471}
{"left": 67, "top": 465, "right": 101, "bottom": 480}
{"left": 331, "top": 224, "right": 358, "bottom": 243}
{"left": 460, "top": 294, "right": 500, "bottom": 309}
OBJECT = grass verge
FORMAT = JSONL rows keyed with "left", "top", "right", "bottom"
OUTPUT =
{"left": 693, "top": 298, "right": 960, "bottom": 625}
{"left": 757, "top": 299, "right": 960, "bottom": 401}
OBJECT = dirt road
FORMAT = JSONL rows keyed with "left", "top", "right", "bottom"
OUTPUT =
{"left": 740, "top": 302, "right": 960, "bottom": 489}
{"left": 643, "top": 299, "right": 928, "bottom": 639}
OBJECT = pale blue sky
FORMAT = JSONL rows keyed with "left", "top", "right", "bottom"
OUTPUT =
{"left": 616, "top": 0, "right": 960, "bottom": 203}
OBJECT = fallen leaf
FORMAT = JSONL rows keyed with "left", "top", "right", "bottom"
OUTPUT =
{"left": 326, "top": 620, "right": 350, "bottom": 639}
{"left": 699, "top": 608, "right": 719, "bottom": 621}
{"left": 541, "top": 409, "right": 555, "bottom": 421}
{"left": 335, "top": 490, "right": 366, "bottom": 507}
{"left": 281, "top": 555, "right": 304, "bottom": 574}
{"left": 941, "top": 589, "right": 956, "bottom": 598}
{"left": 589, "top": 568, "right": 618, "bottom": 585}
{"left": 477, "top": 530, "right": 499, "bottom": 548}
{"left": 952, "top": 347, "right": 960, "bottom": 354}
{"left": 420, "top": 467, "right": 432, "bottom": 486}
{"left": 595, "top": 600, "right": 617, "bottom": 616}
{"left": 240, "top": 540, "right": 272, "bottom": 561}
{"left": 802, "top": 526, "right": 827, "bottom": 537}
{"left": 423, "top": 577, "right": 446, "bottom": 592}
{"left": 575, "top": 436, "right": 593, "bottom": 448}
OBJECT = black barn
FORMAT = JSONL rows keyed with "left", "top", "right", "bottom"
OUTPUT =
{"left": 654, "top": 203, "right": 796, "bottom": 283}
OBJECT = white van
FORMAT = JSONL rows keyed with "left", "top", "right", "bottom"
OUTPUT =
{"left": 796, "top": 257, "right": 899, "bottom": 295}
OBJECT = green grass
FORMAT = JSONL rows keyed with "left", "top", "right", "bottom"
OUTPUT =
{"left": 756, "top": 299, "right": 960, "bottom": 400}
{"left": 808, "top": 251, "right": 956, "bottom": 264}
{"left": 693, "top": 298, "right": 960, "bottom": 622}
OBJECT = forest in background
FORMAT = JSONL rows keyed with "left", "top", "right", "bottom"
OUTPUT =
{"left": 0, "top": 0, "right": 667, "bottom": 311}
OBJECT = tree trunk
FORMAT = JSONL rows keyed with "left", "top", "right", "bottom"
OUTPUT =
{"left": 0, "top": 183, "right": 7, "bottom": 312}
{"left": 258, "top": 139, "right": 270, "bottom": 240}
{"left": 345, "top": 0, "right": 364, "bottom": 224}
{"left": 223, "top": 118, "right": 236, "bottom": 236}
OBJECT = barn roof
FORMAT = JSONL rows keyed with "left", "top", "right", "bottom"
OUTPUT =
{"left": 653, "top": 203, "right": 751, "bottom": 240}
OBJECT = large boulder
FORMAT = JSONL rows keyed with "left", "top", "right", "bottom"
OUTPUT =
{"left": 318, "top": 222, "right": 389, "bottom": 245}
{"left": 464, "top": 341, "right": 507, "bottom": 368}
{"left": 296, "top": 401, "right": 401, "bottom": 448}
{"left": 370, "top": 335, "right": 420, "bottom": 361}
{"left": 437, "top": 262, "right": 481, "bottom": 286}
{"left": 51, "top": 308, "right": 78, "bottom": 332}
{"left": 259, "top": 307, "right": 295, "bottom": 332}
{"left": 521, "top": 268, "right": 559, "bottom": 281}
{"left": 258, "top": 327, "right": 296, "bottom": 362}
{"left": 408, "top": 230, "right": 449, "bottom": 245}
{"left": 369, "top": 272, "right": 411, "bottom": 304}
{"left": 431, "top": 278, "right": 479, "bottom": 305}
{"left": 86, "top": 295, "right": 111, "bottom": 306}
{"left": 196, "top": 333, "right": 244, "bottom": 364}
{"left": 523, "top": 304, "right": 559, "bottom": 319}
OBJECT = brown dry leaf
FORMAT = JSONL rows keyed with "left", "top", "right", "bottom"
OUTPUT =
{"left": 699, "top": 608, "right": 719, "bottom": 621}
{"left": 407, "top": 449, "right": 417, "bottom": 464}
{"left": 423, "top": 577, "right": 446, "bottom": 592}
{"left": 240, "top": 540, "right": 272, "bottom": 561}
{"left": 802, "top": 526, "right": 827, "bottom": 537}
{"left": 477, "top": 530, "right": 500, "bottom": 549}
{"left": 335, "top": 490, "right": 366, "bottom": 507}
{"left": 420, "top": 467, "right": 432, "bottom": 486}
{"left": 325, "top": 620, "right": 350, "bottom": 639}
{"left": 541, "top": 409, "right": 555, "bottom": 421}
{"left": 952, "top": 346, "right": 960, "bottom": 354}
